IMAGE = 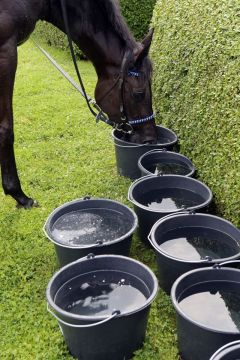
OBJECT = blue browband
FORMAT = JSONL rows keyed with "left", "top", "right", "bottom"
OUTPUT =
{"left": 128, "top": 113, "right": 155, "bottom": 125}
{"left": 128, "top": 71, "right": 140, "bottom": 77}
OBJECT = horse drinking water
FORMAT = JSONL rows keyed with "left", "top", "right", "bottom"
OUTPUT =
{"left": 0, "top": 0, "right": 157, "bottom": 208}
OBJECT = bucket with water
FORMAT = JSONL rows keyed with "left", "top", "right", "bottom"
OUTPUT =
{"left": 44, "top": 197, "right": 138, "bottom": 267}
{"left": 46, "top": 254, "right": 158, "bottom": 360}
{"left": 128, "top": 175, "right": 212, "bottom": 245}
{"left": 112, "top": 125, "right": 178, "bottom": 179}
{"left": 148, "top": 212, "right": 240, "bottom": 293}
{"left": 171, "top": 266, "right": 240, "bottom": 360}
{"left": 138, "top": 149, "right": 195, "bottom": 177}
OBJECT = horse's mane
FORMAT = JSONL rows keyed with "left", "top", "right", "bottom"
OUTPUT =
{"left": 91, "top": 0, "right": 152, "bottom": 75}
{"left": 62, "top": 0, "right": 137, "bottom": 49}
{"left": 96, "top": 0, "right": 136, "bottom": 48}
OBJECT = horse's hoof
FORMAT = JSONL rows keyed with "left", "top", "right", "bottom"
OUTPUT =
{"left": 16, "top": 198, "right": 39, "bottom": 209}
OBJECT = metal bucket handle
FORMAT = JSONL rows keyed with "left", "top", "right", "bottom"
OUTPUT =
{"left": 147, "top": 210, "right": 196, "bottom": 248}
{"left": 47, "top": 303, "right": 121, "bottom": 328}
{"left": 137, "top": 148, "right": 168, "bottom": 176}
{"left": 210, "top": 340, "right": 240, "bottom": 360}
{"left": 139, "top": 148, "right": 168, "bottom": 156}
{"left": 127, "top": 175, "right": 156, "bottom": 204}
{"left": 113, "top": 141, "right": 146, "bottom": 149}
{"left": 128, "top": 174, "right": 190, "bottom": 204}
{"left": 213, "top": 260, "right": 240, "bottom": 269}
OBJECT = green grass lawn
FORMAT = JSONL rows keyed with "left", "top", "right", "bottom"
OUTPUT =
{"left": 0, "top": 40, "right": 178, "bottom": 359}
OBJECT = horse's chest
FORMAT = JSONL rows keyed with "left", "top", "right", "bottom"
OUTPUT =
{"left": 0, "top": 0, "right": 42, "bottom": 45}
{"left": 16, "top": 17, "right": 36, "bottom": 46}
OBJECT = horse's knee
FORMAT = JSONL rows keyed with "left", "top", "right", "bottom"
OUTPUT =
{"left": 0, "top": 125, "right": 14, "bottom": 148}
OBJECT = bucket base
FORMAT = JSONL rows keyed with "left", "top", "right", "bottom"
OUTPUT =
{"left": 63, "top": 311, "right": 149, "bottom": 360}
{"left": 47, "top": 255, "right": 158, "bottom": 360}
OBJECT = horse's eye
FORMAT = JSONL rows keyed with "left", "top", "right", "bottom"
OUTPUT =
{"left": 132, "top": 89, "right": 145, "bottom": 102}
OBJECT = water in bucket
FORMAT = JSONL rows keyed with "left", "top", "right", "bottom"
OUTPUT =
{"left": 51, "top": 209, "right": 132, "bottom": 246}
{"left": 178, "top": 281, "right": 240, "bottom": 332}
{"left": 159, "top": 227, "right": 237, "bottom": 261}
{"left": 139, "top": 188, "right": 204, "bottom": 211}
{"left": 54, "top": 270, "right": 148, "bottom": 316}
{"left": 147, "top": 162, "right": 190, "bottom": 176}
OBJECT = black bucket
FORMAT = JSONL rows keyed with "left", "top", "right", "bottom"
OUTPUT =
{"left": 128, "top": 175, "right": 212, "bottom": 245}
{"left": 138, "top": 149, "right": 195, "bottom": 177}
{"left": 44, "top": 198, "right": 138, "bottom": 267}
{"left": 112, "top": 125, "right": 178, "bottom": 180}
{"left": 210, "top": 341, "right": 240, "bottom": 360}
{"left": 171, "top": 267, "right": 240, "bottom": 360}
{"left": 46, "top": 254, "right": 158, "bottom": 360}
{"left": 148, "top": 212, "right": 240, "bottom": 293}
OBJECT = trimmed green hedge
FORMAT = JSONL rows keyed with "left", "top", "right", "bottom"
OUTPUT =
{"left": 151, "top": 0, "right": 240, "bottom": 226}
{"left": 33, "top": 21, "right": 85, "bottom": 59}
{"left": 120, "top": 0, "right": 156, "bottom": 40}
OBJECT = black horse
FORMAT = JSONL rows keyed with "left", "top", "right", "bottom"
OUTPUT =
{"left": 0, "top": 0, "right": 157, "bottom": 208}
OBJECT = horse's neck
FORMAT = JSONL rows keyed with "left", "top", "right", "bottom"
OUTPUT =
{"left": 44, "top": 0, "right": 137, "bottom": 78}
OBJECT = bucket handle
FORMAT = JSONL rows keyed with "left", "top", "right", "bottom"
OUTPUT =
{"left": 140, "top": 148, "right": 168, "bottom": 155}
{"left": 127, "top": 175, "right": 154, "bottom": 204}
{"left": 213, "top": 261, "right": 240, "bottom": 269}
{"left": 128, "top": 174, "right": 195, "bottom": 204}
{"left": 114, "top": 142, "right": 146, "bottom": 149}
{"left": 209, "top": 341, "right": 240, "bottom": 360}
{"left": 47, "top": 303, "right": 121, "bottom": 328}
{"left": 147, "top": 210, "right": 196, "bottom": 246}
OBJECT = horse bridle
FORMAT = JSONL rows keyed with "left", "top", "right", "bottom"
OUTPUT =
{"left": 117, "top": 51, "right": 155, "bottom": 132}
{"left": 60, "top": 0, "right": 155, "bottom": 135}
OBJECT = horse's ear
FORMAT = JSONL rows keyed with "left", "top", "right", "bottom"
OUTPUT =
{"left": 134, "top": 28, "right": 154, "bottom": 65}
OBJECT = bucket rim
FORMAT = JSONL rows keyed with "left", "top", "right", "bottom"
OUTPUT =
{"left": 138, "top": 149, "right": 195, "bottom": 178}
{"left": 171, "top": 266, "right": 240, "bottom": 334}
{"left": 149, "top": 212, "right": 240, "bottom": 264}
{"left": 46, "top": 254, "right": 159, "bottom": 322}
{"left": 128, "top": 175, "right": 213, "bottom": 213}
{"left": 43, "top": 198, "right": 138, "bottom": 249}
{"left": 111, "top": 125, "right": 178, "bottom": 148}
{"left": 210, "top": 340, "right": 240, "bottom": 360}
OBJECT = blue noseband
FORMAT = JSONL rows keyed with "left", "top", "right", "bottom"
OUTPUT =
{"left": 128, "top": 113, "right": 155, "bottom": 125}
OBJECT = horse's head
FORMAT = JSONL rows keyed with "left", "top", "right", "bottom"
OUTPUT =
{"left": 95, "top": 30, "right": 157, "bottom": 144}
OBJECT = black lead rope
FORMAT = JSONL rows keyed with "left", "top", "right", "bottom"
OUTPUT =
{"left": 60, "top": 0, "right": 114, "bottom": 126}
{"left": 60, "top": 0, "right": 96, "bottom": 117}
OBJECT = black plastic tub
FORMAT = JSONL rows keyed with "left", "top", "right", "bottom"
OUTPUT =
{"left": 46, "top": 254, "right": 158, "bottom": 360}
{"left": 138, "top": 149, "right": 195, "bottom": 177}
{"left": 210, "top": 341, "right": 240, "bottom": 360}
{"left": 148, "top": 212, "right": 240, "bottom": 293}
{"left": 128, "top": 175, "right": 212, "bottom": 245}
{"left": 44, "top": 198, "right": 138, "bottom": 267}
{"left": 112, "top": 125, "right": 178, "bottom": 180}
{"left": 171, "top": 267, "right": 240, "bottom": 360}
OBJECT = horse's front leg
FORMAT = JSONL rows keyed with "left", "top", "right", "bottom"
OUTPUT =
{"left": 0, "top": 38, "right": 35, "bottom": 208}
